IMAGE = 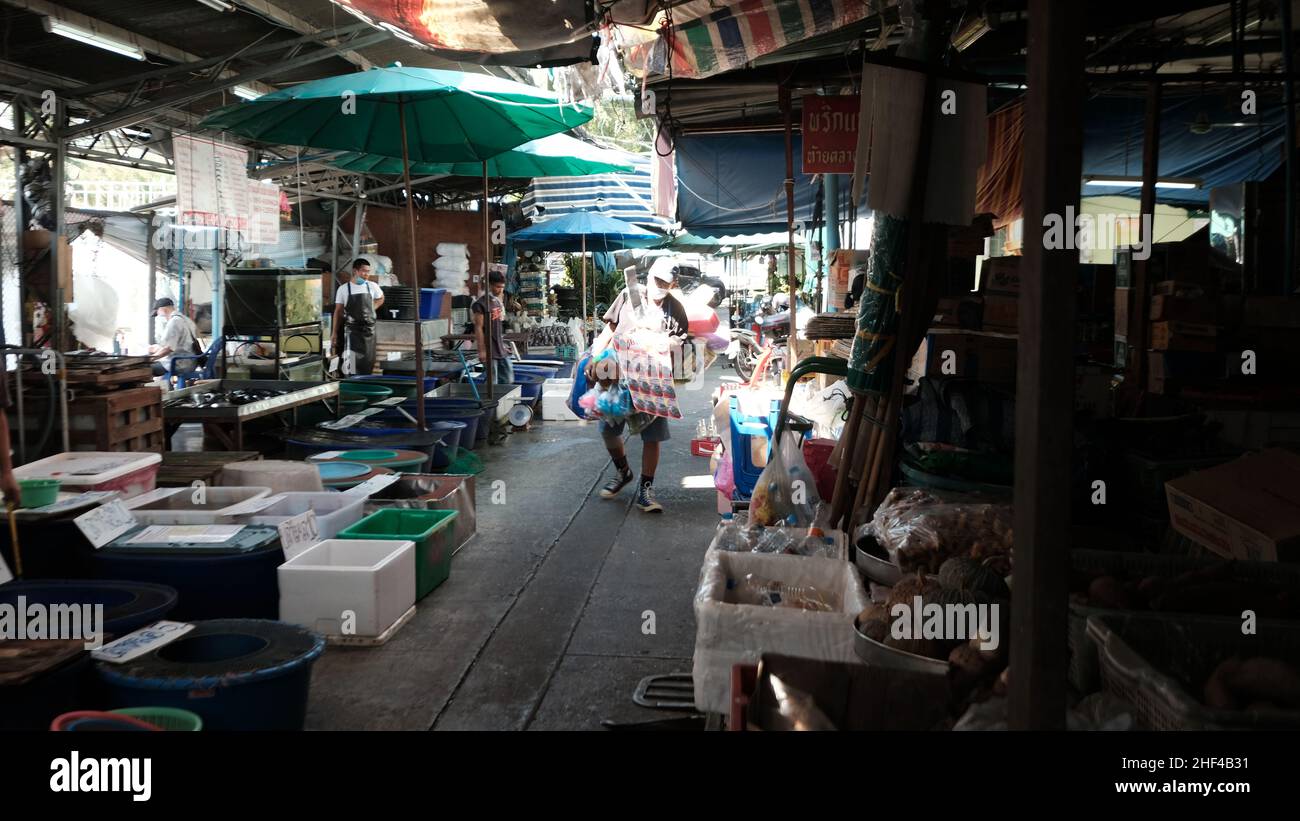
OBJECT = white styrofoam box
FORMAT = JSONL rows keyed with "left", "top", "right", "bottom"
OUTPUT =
{"left": 435, "top": 242, "right": 469, "bottom": 258}
{"left": 278, "top": 538, "right": 416, "bottom": 637}
{"left": 541, "top": 390, "right": 580, "bottom": 421}
{"left": 122, "top": 486, "right": 272, "bottom": 524}
{"left": 376, "top": 319, "right": 450, "bottom": 345}
{"left": 693, "top": 551, "right": 868, "bottom": 714}
{"left": 13, "top": 452, "right": 162, "bottom": 499}
{"left": 233, "top": 492, "right": 367, "bottom": 539}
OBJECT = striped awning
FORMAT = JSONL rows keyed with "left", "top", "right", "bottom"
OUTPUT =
{"left": 624, "top": 0, "right": 877, "bottom": 80}
{"left": 520, "top": 154, "right": 676, "bottom": 231}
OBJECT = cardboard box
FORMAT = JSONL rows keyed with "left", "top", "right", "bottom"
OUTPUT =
{"left": 909, "top": 330, "right": 1018, "bottom": 386}
{"left": 1114, "top": 287, "right": 1132, "bottom": 337}
{"left": 980, "top": 294, "right": 1019, "bottom": 331}
{"left": 1164, "top": 449, "right": 1300, "bottom": 562}
{"left": 1150, "top": 320, "right": 1218, "bottom": 352}
{"left": 1149, "top": 294, "right": 1217, "bottom": 323}
{"left": 979, "top": 256, "right": 1020, "bottom": 296}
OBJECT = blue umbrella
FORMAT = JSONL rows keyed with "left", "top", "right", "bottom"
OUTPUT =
{"left": 509, "top": 212, "right": 662, "bottom": 319}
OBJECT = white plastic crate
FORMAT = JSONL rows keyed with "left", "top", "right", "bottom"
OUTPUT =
{"left": 278, "top": 538, "right": 416, "bottom": 637}
{"left": 122, "top": 486, "right": 272, "bottom": 524}
{"left": 231, "top": 492, "right": 367, "bottom": 539}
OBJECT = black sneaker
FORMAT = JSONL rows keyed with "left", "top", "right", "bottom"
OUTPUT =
{"left": 599, "top": 469, "right": 634, "bottom": 499}
{"left": 636, "top": 483, "right": 663, "bottom": 513}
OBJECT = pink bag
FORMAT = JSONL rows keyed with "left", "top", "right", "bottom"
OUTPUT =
{"left": 713, "top": 450, "right": 735, "bottom": 497}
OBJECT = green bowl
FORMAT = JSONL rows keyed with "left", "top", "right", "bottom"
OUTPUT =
{"left": 18, "top": 478, "right": 60, "bottom": 508}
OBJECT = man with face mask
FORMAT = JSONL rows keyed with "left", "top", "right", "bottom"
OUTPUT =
{"left": 593, "top": 263, "right": 690, "bottom": 513}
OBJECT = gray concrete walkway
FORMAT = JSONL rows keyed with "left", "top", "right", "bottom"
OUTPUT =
{"left": 305, "top": 364, "right": 727, "bottom": 730}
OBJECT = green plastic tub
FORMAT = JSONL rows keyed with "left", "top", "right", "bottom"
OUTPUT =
{"left": 18, "top": 478, "right": 60, "bottom": 508}
{"left": 339, "top": 508, "right": 458, "bottom": 599}
{"left": 338, "top": 395, "right": 369, "bottom": 414}
{"left": 341, "top": 382, "right": 395, "bottom": 402}
{"left": 111, "top": 707, "right": 203, "bottom": 731}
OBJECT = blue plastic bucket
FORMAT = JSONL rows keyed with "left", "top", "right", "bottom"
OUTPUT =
{"left": 96, "top": 619, "right": 324, "bottom": 731}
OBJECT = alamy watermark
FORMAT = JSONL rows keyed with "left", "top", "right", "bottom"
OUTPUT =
{"left": 0, "top": 596, "right": 104, "bottom": 649}
{"left": 890, "top": 595, "right": 1000, "bottom": 651}
{"left": 1042, "top": 206, "right": 1153, "bottom": 260}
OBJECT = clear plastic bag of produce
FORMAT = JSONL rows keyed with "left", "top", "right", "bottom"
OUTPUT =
{"left": 871, "top": 486, "right": 1013, "bottom": 575}
{"left": 750, "top": 434, "right": 820, "bottom": 528}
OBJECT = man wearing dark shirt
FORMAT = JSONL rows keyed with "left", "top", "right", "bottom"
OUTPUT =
{"left": 473, "top": 268, "right": 514, "bottom": 385}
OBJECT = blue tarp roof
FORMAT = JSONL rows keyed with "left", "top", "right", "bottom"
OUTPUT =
{"left": 675, "top": 133, "right": 823, "bottom": 234}
{"left": 673, "top": 90, "right": 1285, "bottom": 232}
{"left": 1082, "top": 91, "right": 1285, "bottom": 205}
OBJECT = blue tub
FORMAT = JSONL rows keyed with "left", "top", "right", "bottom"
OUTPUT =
{"left": 427, "top": 421, "right": 466, "bottom": 469}
{"left": 469, "top": 372, "right": 546, "bottom": 399}
{"left": 518, "top": 358, "right": 573, "bottom": 379}
{"left": 0, "top": 580, "right": 178, "bottom": 638}
{"left": 373, "top": 408, "right": 481, "bottom": 449}
{"left": 96, "top": 619, "right": 325, "bottom": 731}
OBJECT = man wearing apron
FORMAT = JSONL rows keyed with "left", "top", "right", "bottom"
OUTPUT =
{"left": 331, "top": 258, "right": 385, "bottom": 376}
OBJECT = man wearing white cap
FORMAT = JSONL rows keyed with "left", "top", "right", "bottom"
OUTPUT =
{"left": 593, "top": 261, "right": 689, "bottom": 513}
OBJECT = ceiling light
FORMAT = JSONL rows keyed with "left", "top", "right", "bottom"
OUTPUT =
{"left": 43, "top": 17, "right": 145, "bottom": 60}
{"left": 233, "top": 85, "right": 262, "bottom": 100}
{"left": 196, "top": 0, "right": 236, "bottom": 11}
{"left": 951, "top": 15, "right": 991, "bottom": 52}
{"left": 1084, "top": 176, "right": 1199, "bottom": 190}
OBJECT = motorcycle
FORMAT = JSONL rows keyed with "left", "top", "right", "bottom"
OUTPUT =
{"left": 726, "top": 293, "right": 812, "bottom": 382}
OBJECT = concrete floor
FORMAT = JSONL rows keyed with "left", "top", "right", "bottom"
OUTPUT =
{"left": 305, "top": 363, "right": 728, "bottom": 731}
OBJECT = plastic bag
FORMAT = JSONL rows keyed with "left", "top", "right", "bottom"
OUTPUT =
{"left": 727, "top": 573, "right": 838, "bottom": 611}
{"left": 749, "top": 444, "right": 795, "bottom": 527}
{"left": 779, "top": 430, "right": 821, "bottom": 524}
{"left": 713, "top": 449, "right": 736, "bottom": 498}
{"left": 753, "top": 527, "right": 797, "bottom": 554}
{"left": 871, "top": 486, "right": 1014, "bottom": 575}
{"left": 567, "top": 353, "right": 594, "bottom": 419}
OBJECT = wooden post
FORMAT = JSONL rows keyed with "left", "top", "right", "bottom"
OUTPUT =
{"left": 781, "top": 83, "right": 798, "bottom": 372}
{"left": 398, "top": 99, "right": 426, "bottom": 430}
{"left": 1128, "top": 78, "right": 1161, "bottom": 395}
{"left": 1009, "top": 0, "right": 1083, "bottom": 730}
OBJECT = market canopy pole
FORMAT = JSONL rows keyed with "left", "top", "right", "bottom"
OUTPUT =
{"left": 581, "top": 233, "right": 588, "bottom": 326}
{"left": 397, "top": 98, "right": 427, "bottom": 430}
{"left": 781, "top": 82, "right": 798, "bottom": 375}
{"left": 1009, "top": 0, "right": 1083, "bottom": 731}
{"left": 483, "top": 160, "right": 494, "bottom": 400}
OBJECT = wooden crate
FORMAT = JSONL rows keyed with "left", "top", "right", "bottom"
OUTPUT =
{"left": 65, "top": 385, "right": 165, "bottom": 452}
{"left": 156, "top": 451, "right": 261, "bottom": 487}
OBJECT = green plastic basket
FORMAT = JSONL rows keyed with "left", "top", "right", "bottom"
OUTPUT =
{"left": 111, "top": 707, "right": 203, "bottom": 731}
{"left": 339, "top": 508, "right": 459, "bottom": 599}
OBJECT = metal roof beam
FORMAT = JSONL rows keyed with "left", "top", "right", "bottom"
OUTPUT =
{"left": 66, "top": 29, "right": 390, "bottom": 138}
{"left": 66, "top": 22, "right": 371, "bottom": 100}
{"left": 228, "top": 1, "right": 374, "bottom": 71}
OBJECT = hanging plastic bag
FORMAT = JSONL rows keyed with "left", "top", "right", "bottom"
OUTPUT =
{"left": 713, "top": 448, "right": 736, "bottom": 498}
{"left": 778, "top": 429, "right": 821, "bottom": 525}
{"left": 567, "top": 353, "right": 594, "bottom": 419}
{"left": 749, "top": 445, "right": 795, "bottom": 527}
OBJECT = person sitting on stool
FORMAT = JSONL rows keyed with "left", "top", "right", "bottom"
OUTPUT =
{"left": 149, "top": 298, "right": 198, "bottom": 381}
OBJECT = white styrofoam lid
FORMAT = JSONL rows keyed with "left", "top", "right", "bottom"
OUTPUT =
{"left": 12, "top": 451, "right": 162, "bottom": 483}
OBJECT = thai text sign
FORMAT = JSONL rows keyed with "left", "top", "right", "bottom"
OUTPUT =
{"left": 802, "top": 95, "right": 859, "bottom": 174}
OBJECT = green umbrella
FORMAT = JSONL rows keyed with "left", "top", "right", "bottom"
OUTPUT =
{"left": 330, "top": 133, "right": 633, "bottom": 178}
{"left": 200, "top": 65, "right": 594, "bottom": 417}
{"left": 200, "top": 66, "right": 593, "bottom": 163}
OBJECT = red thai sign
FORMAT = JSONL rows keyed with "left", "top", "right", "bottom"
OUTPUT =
{"left": 802, "top": 95, "right": 859, "bottom": 174}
